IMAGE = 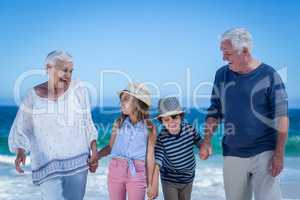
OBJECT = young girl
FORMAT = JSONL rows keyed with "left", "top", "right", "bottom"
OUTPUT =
{"left": 151, "top": 96, "right": 205, "bottom": 200}
{"left": 94, "top": 83, "right": 157, "bottom": 200}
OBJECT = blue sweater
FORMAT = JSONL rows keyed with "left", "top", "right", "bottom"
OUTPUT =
{"left": 206, "top": 63, "right": 288, "bottom": 157}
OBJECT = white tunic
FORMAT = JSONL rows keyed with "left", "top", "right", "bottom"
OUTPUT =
{"left": 8, "top": 80, "right": 98, "bottom": 185}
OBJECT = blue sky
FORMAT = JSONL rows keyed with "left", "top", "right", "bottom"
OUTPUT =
{"left": 0, "top": 0, "right": 299, "bottom": 107}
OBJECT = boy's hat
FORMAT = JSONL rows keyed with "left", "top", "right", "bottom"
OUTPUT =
{"left": 157, "top": 97, "right": 184, "bottom": 118}
{"left": 118, "top": 83, "right": 151, "bottom": 106}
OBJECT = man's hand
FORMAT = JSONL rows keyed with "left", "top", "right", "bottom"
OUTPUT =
{"left": 15, "top": 148, "right": 26, "bottom": 173}
{"left": 200, "top": 117, "right": 218, "bottom": 160}
{"left": 270, "top": 116, "right": 288, "bottom": 177}
{"left": 199, "top": 141, "right": 212, "bottom": 160}
{"left": 270, "top": 153, "right": 284, "bottom": 177}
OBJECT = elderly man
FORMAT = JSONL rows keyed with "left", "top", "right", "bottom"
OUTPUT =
{"left": 200, "top": 28, "right": 289, "bottom": 200}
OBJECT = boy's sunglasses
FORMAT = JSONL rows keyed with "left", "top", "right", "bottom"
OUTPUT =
{"left": 169, "top": 114, "right": 180, "bottom": 119}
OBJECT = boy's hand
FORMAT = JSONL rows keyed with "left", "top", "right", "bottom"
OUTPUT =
{"left": 199, "top": 141, "right": 212, "bottom": 160}
{"left": 88, "top": 151, "right": 99, "bottom": 173}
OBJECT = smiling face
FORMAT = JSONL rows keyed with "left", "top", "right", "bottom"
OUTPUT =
{"left": 161, "top": 114, "right": 182, "bottom": 135}
{"left": 47, "top": 60, "right": 73, "bottom": 89}
{"left": 221, "top": 39, "right": 250, "bottom": 73}
{"left": 120, "top": 92, "right": 135, "bottom": 115}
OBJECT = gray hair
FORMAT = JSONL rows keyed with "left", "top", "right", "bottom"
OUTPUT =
{"left": 45, "top": 50, "right": 73, "bottom": 67}
{"left": 221, "top": 27, "right": 253, "bottom": 54}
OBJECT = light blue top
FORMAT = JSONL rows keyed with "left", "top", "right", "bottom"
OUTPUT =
{"left": 111, "top": 117, "right": 149, "bottom": 176}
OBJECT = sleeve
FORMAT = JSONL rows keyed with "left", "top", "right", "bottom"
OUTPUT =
{"left": 268, "top": 71, "right": 288, "bottom": 118}
{"left": 8, "top": 91, "right": 33, "bottom": 154}
{"left": 205, "top": 72, "right": 223, "bottom": 120}
{"left": 77, "top": 82, "right": 98, "bottom": 145}
{"left": 154, "top": 135, "right": 165, "bottom": 167}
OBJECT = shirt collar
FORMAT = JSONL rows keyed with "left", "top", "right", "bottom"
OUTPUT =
{"left": 123, "top": 117, "right": 144, "bottom": 129}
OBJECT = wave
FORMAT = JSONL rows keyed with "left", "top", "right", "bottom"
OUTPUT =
{"left": 285, "top": 136, "right": 300, "bottom": 156}
{"left": 0, "top": 155, "right": 14, "bottom": 164}
{"left": 1, "top": 135, "right": 300, "bottom": 157}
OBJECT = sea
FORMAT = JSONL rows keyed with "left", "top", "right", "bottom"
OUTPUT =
{"left": 0, "top": 106, "right": 299, "bottom": 199}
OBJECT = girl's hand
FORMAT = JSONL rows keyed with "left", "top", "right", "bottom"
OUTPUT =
{"left": 148, "top": 166, "right": 159, "bottom": 200}
{"left": 15, "top": 148, "right": 26, "bottom": 173}
{"left": 147, "top": 184, "right": 158, "bottom": 200}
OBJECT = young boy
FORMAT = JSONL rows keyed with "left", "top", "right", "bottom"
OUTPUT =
{"left": 150, "top": 96, "right": 206, "bottom": 200}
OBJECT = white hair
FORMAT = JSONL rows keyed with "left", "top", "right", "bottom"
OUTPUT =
{"left": 221, "top": 27, "right": 253, "bottom": 54}
{"left": 45, "top": 50, "right": 73, "bottom": 67}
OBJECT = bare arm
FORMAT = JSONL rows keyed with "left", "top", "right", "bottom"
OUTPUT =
{"left": 271, "top": 116, "right": 289, "bottom": 177}
{"left": 90, "top": 140, "right": 97, "bottom": 154}
{"left": 146, "top": 120, "right": 157, "bottom": 186}
{"left": 274, "top": 116, "right": 289, "bottom": 156}
{"left": 148, "top": 164, "right": 160, "bottom": 199}
{"left": 146, "top": 120, "right": 158, "bottom": 200}
{"left": 203, "top": 117, "right": 219, "bottom": 143}
{"left": 200, "top": 117, "right": 219, "bottom": 160}
{"left": 97, "top": 122, "right": 118, "bottom": 159}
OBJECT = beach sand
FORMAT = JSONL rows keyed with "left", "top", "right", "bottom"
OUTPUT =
{"left": 0, "top": 155, "right": 299, "bottom": 200}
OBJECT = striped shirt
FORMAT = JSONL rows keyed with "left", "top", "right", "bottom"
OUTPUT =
{"left": 155, "top": 121, "right": 202, "bottom": 184}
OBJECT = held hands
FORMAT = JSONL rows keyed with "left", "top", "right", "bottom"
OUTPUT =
{"left": 88, "top": 150, "right": 99, "bottom": 173}
{"left": 147, "top": 165, "right": 159, "bottom": 200}
{"left": 147, "top": 183, "right": 158, "bottom": 200}
{"left": 199, "top": 141, "right": 212, "bottom": 160}
{"left": 15, "top": 148, "right": 26, "bottom": 173}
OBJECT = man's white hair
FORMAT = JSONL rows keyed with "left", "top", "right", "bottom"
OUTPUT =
{"left": 221, "top": 27, "right": 253, "bottom": 54}
{"left": 45, "top": 50, "right": 73, "bottom": 67}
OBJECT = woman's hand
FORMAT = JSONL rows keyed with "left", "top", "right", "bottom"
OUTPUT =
{"left": 88, "top": 150, "right": 99, "bottom": 173}
{"left": 88, "top": 140, "right": 99, "bottom": 173}
{"left": 15, "top": 148, "right": 26, "bottom": 173}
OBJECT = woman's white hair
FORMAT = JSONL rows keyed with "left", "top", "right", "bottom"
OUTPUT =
{"left": 221, "top": 27, "right": 253, "bottom": 54}
{"left": 45, "top": 50, "right": 73, "bottom": 67}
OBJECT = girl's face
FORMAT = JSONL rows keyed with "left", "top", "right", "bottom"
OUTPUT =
{"left": 161, "top": 114, "right": 182, "bottom": 135}
{"left": 120, "top": 92, "right": 135, "bottom": 115}
{"left": 48, "top": 61, "right": 73, "bottom": 89}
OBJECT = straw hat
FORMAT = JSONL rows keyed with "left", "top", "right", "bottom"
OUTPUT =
{"left": 156, "top": 97, "right": 184, "bottom": 118}
{"left": 118, "top": 83, "right": 151, "bottom": 106}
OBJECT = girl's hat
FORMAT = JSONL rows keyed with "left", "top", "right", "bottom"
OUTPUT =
{"left": 118, "top": 83, "right": 151, "bottom": 106}
{"left": 156, "top": 97, "right": 184, "bottom": 118}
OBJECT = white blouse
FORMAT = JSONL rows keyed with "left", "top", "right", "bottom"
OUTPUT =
{"left": 8, "top": 80, "right": 98, "bottom": 185}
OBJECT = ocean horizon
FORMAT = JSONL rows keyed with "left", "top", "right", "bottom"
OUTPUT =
{"left": 1, "top": 106, "right": 300, "bottom": 156}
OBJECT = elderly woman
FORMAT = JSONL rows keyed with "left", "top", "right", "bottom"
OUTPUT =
{"left": 8, "top": 50, "right": 98, "bottom": 200}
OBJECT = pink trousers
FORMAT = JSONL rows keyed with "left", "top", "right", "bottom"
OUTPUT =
{"left": 108, "top": 158, "right": 147, "bottom": 200}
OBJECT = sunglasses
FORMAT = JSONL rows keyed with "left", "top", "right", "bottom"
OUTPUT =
{"left": 169, "top": 114, "right": 180, "bottom": 119}
{"left": 160, "top": 114, "right": 181, "bottom": 122}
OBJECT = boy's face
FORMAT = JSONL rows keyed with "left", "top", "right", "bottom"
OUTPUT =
{"left": 161, "top": 114, "right": 182, "bottom": 135}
